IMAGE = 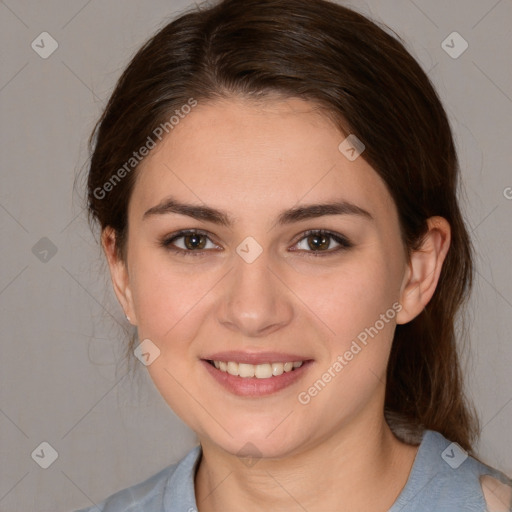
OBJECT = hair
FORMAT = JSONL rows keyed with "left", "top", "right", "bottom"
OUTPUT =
{"left": 85, "top": 0, "right": 480, "bottom": 452}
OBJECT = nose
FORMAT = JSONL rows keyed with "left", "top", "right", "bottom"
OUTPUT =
{"left": 217, "top": 249, "right": 294, "bottom": 338}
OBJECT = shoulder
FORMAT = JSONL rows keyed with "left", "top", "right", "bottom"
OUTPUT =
{"left": 480, "top": 474, "right": 512, "bottom": 512}
{"left": 74, "top": 464, "right": 178, "bottom": 512}
{"left": 73, "top": 445, "right": 202, "bottom": 512}
{"left": 391, "top": 430, "right": 512, "bottom": 512}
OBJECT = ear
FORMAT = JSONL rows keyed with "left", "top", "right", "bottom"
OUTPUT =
{"left": 101, "top": 227, "right": 138, "bottom": 325}
{"left": 396, "top": 216, "right": 451, "bottom": 325}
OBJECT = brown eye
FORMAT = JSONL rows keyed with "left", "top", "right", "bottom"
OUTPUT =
{"left": 293, "top": 230, "right": 353, "bottom": 255}
{"left": 306, "top": 233, "right": 330, "bottom": 251}
{"left": 183, "top": 233, "right": 207, "bottom": 250}
{"left": 161, "top": 229, "right": 219, "bottom": 256}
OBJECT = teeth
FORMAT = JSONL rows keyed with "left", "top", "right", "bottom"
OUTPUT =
{"left": 238, "top": 363, "right": 255, "bottom": 378}
{"left": 272, "top": 362, "right": 284, "bottom": 376}
{"left": 211, "top": 360, "right": 304, "bottom": 378}
{"left": 227, "top": 361, "right": 238, "bottom": 375}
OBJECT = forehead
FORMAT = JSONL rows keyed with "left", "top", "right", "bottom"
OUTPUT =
{"left": 131, "top": 97, "right": 395, "bottom": 223}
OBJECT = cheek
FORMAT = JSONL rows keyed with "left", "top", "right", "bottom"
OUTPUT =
{"left": 306, "top": 253, "right": 401, "bottom": 399}
{"left": 128, "top": 255, "right": 215, "bottom": 424}
{"left": 308, "top": 254, "right": 398, "bottom": 343}
{"left": 129, "top": 251, "right": 213, "bottom": 344}
{"left": 296, "top": 258, "right": 400, "bottom": 414}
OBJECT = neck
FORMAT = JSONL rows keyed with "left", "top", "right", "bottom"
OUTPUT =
{"left": 194, "top": 412, "right": 419, "bottom": 512}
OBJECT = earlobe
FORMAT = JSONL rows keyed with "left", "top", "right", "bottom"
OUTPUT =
{"left": 396, "top": 216, "right": 451, "bottom": 325}
{"left": 101, "top": 227, "right": 137, "bottom": 325}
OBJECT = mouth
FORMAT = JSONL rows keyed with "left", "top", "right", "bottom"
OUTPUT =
{"left": 200, "top": 356, "right": 314, "bottom": 397}
{"left": 206, "top": 359, "right": 305, "bottom": 378}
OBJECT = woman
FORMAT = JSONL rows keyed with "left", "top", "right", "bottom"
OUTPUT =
{"left": 77, "top": 0, "right": 512, "bottom": 510}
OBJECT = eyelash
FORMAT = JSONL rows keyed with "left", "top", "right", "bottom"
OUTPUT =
{"left": 160, "top": 229, "right": 353, "bottom": 258}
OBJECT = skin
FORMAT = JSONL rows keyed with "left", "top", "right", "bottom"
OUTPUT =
{"left": 480, "top": 475, "right": 512, "bottom": 511}
{"left": 102, "top": 96, "right": 453, "bottom": 511}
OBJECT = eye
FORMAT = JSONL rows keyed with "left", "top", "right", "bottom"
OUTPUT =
{"left": 160, "top": 229, "right": 220, "bottom": 257}
{"left": 160, "top": 228, "right": 352, "bottom": 258}
{"left": 292, "top": 229, "right": 352, "bottom": 256}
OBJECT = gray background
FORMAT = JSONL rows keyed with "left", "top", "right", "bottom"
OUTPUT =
{"left": 0, "top": 1, "right": 511, "bottom": 510}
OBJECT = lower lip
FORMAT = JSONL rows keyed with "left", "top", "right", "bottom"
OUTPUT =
{"left": 201, "top": 360, "right": 313, "bottom": 397}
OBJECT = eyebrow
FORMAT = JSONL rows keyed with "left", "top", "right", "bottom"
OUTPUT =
{"left": 142, "top": 196, "right": 373, "bottom": 226}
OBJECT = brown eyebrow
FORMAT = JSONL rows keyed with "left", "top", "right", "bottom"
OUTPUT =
{"left": 142, "top": 196, "right": 373, "bottom": 226}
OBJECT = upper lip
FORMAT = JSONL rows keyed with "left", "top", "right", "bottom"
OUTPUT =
{"left": 202, "top": 351, "right": 312, "bottom": 365}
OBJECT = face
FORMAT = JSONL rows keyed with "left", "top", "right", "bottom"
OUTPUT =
{"left": 110, "top": 96, "right": 416, "bottom": 459}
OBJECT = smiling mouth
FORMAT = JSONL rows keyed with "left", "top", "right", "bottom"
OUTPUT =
{"left": 206, "top": 359, "right": 305, "bottom": 378}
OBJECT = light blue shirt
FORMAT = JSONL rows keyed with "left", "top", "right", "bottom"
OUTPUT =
{"left": 74, "top": 429, "right": 512, "bottom": 511}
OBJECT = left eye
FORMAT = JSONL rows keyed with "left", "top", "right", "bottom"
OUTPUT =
{"left": 292, "top": 230, "right": 352, "bottom": 254}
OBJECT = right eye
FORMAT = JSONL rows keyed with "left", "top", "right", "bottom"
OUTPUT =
{"left": 160, "top": 229, "right": 221, "bottom": 257}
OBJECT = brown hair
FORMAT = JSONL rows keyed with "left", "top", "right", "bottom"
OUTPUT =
{"left": 86, "top": 0, "right": 479, "bottom": 451}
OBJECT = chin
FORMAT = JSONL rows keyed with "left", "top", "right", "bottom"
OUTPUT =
{"left": 206, "top": 427, "right": 305, "bottom": 461}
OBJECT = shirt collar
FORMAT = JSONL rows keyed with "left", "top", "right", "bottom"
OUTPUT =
{"left": 164, "top": 444, "right": 202, "bottom": 512}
